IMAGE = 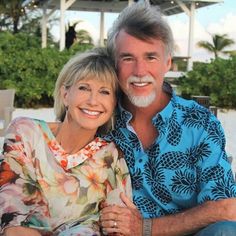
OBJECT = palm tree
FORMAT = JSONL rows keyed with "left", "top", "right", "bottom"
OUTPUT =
{"left": 65, "top": 21, "right": 93, "bottom": 49}
{"left": 76, "top": 29, "right": 93, "bottom": 45}
{"left": 0, "top": 0, "right": 25, "bottom": 33}
{"left": 225, "top": 50, "right": 236, "bottom": 57}
{"left": 65, "top": 22, "right": 78, "bottom": 49}
{"left": 197, "top": 33, "right": 235, "bottom": 59}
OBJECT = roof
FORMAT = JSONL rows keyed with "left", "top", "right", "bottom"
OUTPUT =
{"left": 23, "top": 0, "right": 223, "bottom": 15}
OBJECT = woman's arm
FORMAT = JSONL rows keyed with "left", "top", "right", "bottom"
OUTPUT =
{"left": 0, "top": 118, "right": 49, "bottom": 234}
{"left": 2, "top": 226, "right": 42, "bottom": 236}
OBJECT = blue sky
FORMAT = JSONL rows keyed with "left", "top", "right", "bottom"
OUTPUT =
{"left": 196, "top": 0, "right": 236, "bottom": 26}
{"left": 51, "top": 0, "right": 236, "bottom": 61}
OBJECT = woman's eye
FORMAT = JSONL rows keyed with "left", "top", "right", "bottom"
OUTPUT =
{"left": 78, "top": 85, "right": 89, "bottom": 91}
{"left": 100, "top": 90, "right": 110, "bottom": 95}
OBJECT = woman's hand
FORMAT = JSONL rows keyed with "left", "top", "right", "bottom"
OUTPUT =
{"left": 100, "top": 193, "right": 143, "bottom": 236}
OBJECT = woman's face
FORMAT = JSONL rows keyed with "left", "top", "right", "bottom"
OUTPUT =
{"left": 62, "top": 77, "right": 116, "bottom": 131}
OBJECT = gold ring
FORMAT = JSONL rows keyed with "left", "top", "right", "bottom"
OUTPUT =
{"left": 113, "top": 221, "right": 117, "bottom": 228}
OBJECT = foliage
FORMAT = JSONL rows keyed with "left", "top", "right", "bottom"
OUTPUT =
{"left": 0, "top": 0, "right": 58, "bottom": 46}
{"left": 176, "top": 56, "right": 236, "bottom": 108}
{"left": 76, "top": 29, "right": 93, "bottom": 44}
{"left": 65, "top": 21, "right": 94, "bottom": 49}
{"left": 197, "top": 34, "right": 235, "bottom": 59}
{"left": 0, "top": 30, "right": 41, "bottom": 50}
{"left": 0, "top": 0, "right": 25, "bottom": 33}
{"left": 20, "top": 15, "right": 57, "bottom": 46}
{"left": 0, "top": 31, "right": 93, "bottom": 108}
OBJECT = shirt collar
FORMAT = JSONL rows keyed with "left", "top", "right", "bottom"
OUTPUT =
{"left": 117, "top": 82, "right": 176, "bottom": 126}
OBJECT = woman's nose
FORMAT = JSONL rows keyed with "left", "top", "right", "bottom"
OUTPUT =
{"left": 87, "top": 92, "right": 98, "bottom": 105}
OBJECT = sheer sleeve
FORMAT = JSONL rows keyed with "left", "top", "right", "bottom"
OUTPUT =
{"left": 104, "top": 142, "right": 132, "bottom": 205}
{"left": 0, "top": 118, "right": 50, "bottom": 234}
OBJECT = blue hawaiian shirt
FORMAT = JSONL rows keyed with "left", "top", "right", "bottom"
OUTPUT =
{"left": 104, "top": 89, "right": 236, "bottom": 218}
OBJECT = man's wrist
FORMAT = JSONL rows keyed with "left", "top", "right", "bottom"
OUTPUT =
{"left": 143, "top": 218, "right": 152, "bottom": 236}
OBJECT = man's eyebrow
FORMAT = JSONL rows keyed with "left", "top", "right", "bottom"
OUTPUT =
{"left": 119, "top": 52, "right": 133, "bottom": 58}
{"left": 119, "top": 52, "right": 159, "bottom": 57}
{"left": 145, "top": 52, "right": 159, "bottom": 57}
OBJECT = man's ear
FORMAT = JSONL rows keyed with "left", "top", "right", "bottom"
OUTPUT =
{"left": 166, "top": 55, "right": 172, "bottom": 72}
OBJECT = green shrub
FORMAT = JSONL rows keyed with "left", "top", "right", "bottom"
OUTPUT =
{"left": 176, "top": 56, "right": 236, "bottom": 108}
{"left": 0, "top": 31, "right": 93, "bottom": 108}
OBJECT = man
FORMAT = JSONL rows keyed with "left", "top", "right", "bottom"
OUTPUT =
{"left": 99, "top": 2, "right": 236, "bottom": 236}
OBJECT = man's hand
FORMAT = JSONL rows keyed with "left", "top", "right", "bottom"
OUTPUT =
{"left": 100, "top": 193, "right": 143, "bottom": 236}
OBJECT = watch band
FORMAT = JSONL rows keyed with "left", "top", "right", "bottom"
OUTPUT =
{"left": 143, "top": 218, "right": 152, "bottom": 236}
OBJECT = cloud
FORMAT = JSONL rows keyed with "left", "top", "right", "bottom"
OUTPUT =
{"left": 207, "top": 13, "right": 236, "bottom": 46}
{"left": 50, "top": 14, "right": 100, "bottom": 45}
{"left": 168, "top": 12, "right": 236, "bottom": 62}
{"left": 75, "top": 21, "right": 100, "bottom": 45}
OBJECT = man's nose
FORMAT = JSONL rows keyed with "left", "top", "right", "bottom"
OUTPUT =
{"left": 133, "top": 60, "right": 147, "bottom": 77}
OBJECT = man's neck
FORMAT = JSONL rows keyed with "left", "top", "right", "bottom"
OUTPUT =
{"left": 123, "top": 92, "right": 171, "bottom": 149}
{"left": 124, "top": 91, "right": 171, "bottom": 120}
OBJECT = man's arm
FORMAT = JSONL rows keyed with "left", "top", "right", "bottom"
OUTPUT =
{"left": 151, "top": 198, "right": 236, "bottom": 236}
{"left": 100, "top": 193, "right": 236, "bottom": 236}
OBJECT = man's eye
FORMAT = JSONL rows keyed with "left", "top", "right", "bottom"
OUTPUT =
{"left": 122, "top": 57, "right": 133, "bottom": 62}
{"left": 147, "top": 56, "right": 157, "bottom": 61}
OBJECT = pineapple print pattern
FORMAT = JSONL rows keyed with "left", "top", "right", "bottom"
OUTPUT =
{"left": 106, "top": 130, "right": 136, "bottom": 170}
{"left": 207, "top": 120, "right": 225, "bottom": 149}
{"left": 171, "top": 170, "right": 197, "bottom": 194}
{"left": 166, "top": 111, "right": 182, "bottom": 146}
{"left": 186, "top": 141, "right": 211, "bottom": 166}
{"left": 134, "top": 195, "right": 159, "bottom": 216}
{"left": 103, "top": 94, "right": 236, "bottom": 218}
{"left": 132, "top": 168, "right": 144, "bottom": 190}
{"left": 182, "top": 105, "right": 210, "bottom": 130}
{"left": 212, "top": 174, "right": 236, "bottom": 199}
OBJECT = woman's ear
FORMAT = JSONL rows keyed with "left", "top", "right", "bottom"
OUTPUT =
{"left": 60, "top": 85, "right": 68, "bottom": 107}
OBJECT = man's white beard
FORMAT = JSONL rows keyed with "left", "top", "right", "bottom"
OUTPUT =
{"left": 128, "top": 92, "right": 156, "bottom": 107}
{"left": 126, "top": 75, "right": 156, "bottom": 107}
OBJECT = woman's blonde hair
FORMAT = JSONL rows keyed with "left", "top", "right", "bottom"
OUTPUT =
{"left": 53, "top": 47, "right": 118, "bottom": 134}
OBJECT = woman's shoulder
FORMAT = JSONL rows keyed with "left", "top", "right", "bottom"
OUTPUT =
{"left": 7, "top": 117, "right": 52, "bottom": 138}
{"left": 96, "top": 138, "right": 125, "bottom": 159}
{"left": 10, "top": 117, "right": 45, "bottom": 128}
{"left": 96, "top": 137, "right": 116, "bottom": 149}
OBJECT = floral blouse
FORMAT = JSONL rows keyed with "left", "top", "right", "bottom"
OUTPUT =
{"left": 0, "top": 117, "right": 132, "bottom": 236}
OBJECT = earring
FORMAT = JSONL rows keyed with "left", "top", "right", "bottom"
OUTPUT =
{"left": 111, "top": 115, "right": 114, "bottom": 130}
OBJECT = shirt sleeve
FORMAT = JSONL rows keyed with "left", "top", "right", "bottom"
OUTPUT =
{"left": 104, "top": 142, "right": 132, "bottom": 205}
{"left": 197, "top": 117, "right": 236, "bottom": 203}
{"left": 0, "top": 118, "right": 50, "bottom": 233}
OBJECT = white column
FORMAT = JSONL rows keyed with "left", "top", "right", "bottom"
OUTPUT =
{"left": 128, "top": 0, "right": 134, "bottom": 5}
{"left": 187, "top": 2, "right": 195, "bottom": 71}
{"left": 59, "top": 0, "right": 77, "bottom": 51}
{"left": 41, "top": 6, "right": 47, "bottom": 48}
{"left": 60, "top": 0, "right": 66, "bottom": 51}
{"left": 99, "top": 11, "right": 104, "bottom": 46}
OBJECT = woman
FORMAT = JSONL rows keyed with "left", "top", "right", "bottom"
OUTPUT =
{"left": 0, "top": 47, "right": 132, "bottom": 236}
